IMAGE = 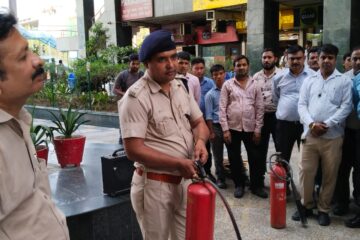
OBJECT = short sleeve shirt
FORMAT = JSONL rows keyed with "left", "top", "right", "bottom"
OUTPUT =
{"left": 0, "top": 108, "right": 69, "bottom": 239}
{"left": 118, "top": 72, "right": 203, "bottom": 175}
{"left": 114, "top": 69, "right": 144, "bottom": 92}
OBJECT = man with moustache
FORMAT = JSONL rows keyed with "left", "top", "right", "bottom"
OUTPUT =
{"left": 0, "top": 11, "right": 69, "bottom": 239}
{"left": 307, "top": 47, "right": 320, "bottom": 71}
{"left": 219, "top": 55, "right": 264, "bottom": 198}
{"left": 272, "top": 45, "right": 315, "bottom": 194}
{"left": 118, "top": 30, "right": 209, "bottom": 239}
{"left": 176, "top": 51, "right": 201, "bottom": 104}
{"left": 296, "top": 44, "right": 352, "bottom": 226}
{"left": 333, "top": 46, "right": 360, "bottom": 219}
{"left": 253, "top": 48, "right": 281, "bottom": 197}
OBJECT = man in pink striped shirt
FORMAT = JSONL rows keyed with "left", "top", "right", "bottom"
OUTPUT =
{"left": 219, "top": 55, "right": 265, "bottom": 198}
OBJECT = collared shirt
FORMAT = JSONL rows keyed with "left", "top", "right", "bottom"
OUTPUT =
{"left": 343, "top": 69, "right": 360, "bottom": 129}
{"left": 200, "top": 76, "right": 215, "bottom": 115}
{"left": 219, "top": 77, "right": 264, "bottom": 133}
{"left": 0, "top": 108, "right": 69, "bottom": 240}
{"left": 205, "top": 87, "right": 221, "bottom": 123}
{"left": 186, "top": 72, "right": 201, "bottom": 105}
{"left": 298, "top": 69, "right": 353, "bottom": 139}
{"left": 253, "top": 67, "right": 281, "bottom": 113}
{"left": 119, "top": 71, "right": 203, "bottom": 175}
{"left": 272, "top": 67, "right": 315, "bottom": 121}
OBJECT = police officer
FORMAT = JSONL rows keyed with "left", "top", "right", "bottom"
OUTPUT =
{"left": 118, "top": 30, "right": 209, "bottom": 240}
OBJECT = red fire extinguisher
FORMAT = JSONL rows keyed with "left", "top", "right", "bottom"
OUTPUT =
{"left": 269, "top": 153, "right": 287, "bottom": 229}
{"left": 186, "top": 181, "right": 216, "bottom": 240}
{"left": 186, "top": 160, "right": 242, "bottom": 240}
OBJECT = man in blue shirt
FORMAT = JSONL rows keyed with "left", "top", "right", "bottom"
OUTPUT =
{"left": 295, "top": 44, "right": 352, "bottom": 226}
{"left": 205, "top": 64, "right": 227, "bottom": 188}
{"left": 192, "top": 57, "right": 216, "bottom": 182}
{"left": 272, "top": 44, "right": 315, "bottom": 194}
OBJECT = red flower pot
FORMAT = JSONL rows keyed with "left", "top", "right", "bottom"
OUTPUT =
{"left": 53, "top": 135, "right": 86, "bottom": 168}
{"left": 36, "top": 145, "right": 49, "bottom": 164}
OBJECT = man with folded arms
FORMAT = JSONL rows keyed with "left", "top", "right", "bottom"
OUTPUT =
{"left": 295, "top": 44, "right": 352, "bottom": 226}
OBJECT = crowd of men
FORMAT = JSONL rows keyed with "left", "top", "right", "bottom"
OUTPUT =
{"left": 116, "top": 31, "right": 360, "bottom": 236}
{"left": 3, "top": 8, "right": 359, "bottom": 237}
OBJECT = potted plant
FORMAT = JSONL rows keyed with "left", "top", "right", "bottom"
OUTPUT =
{"left": 30, "top": 122, "right": 52, "bottom": 164}
{"left": 49, "top": 106, "right": 90, "bottom": 168}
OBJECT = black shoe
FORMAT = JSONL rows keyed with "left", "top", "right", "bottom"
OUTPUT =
{"left": 333, "top": 204, "right": 349, "bottom": 216}
{"left": 345, "top": 214, "right": 360, "bottom": 228}
{"left": 318, "top": 211, "right": 331, "bottom": 226}
{"left": 216, "top": 179, "right": 227, "bottom": 189}
{"left": 291, "top": 208, "right": 313, "bottom": 221}
{"left": 251, "top": 187, "right": 268, "bottom": 198}
{"left": 234, "top": 186, "right": 244, "bottom": 198}
{"left": 206, "top": 173, "right": 217, "bottom": 183}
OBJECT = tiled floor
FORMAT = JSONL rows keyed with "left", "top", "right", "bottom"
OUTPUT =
{"left": 35, "top": 119, "right": 360, "bottom": 239}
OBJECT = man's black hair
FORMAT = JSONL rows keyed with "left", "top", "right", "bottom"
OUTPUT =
{"left": 351, "top": 46, "right": 360, "bottom": 54}
{"left": 191, "top": 57, "right": 205, "bottom": 66}
{"left": 287, "top": 44, "right": 305, "bottom": 54}
{"left": 307, "top": 46, "right": 319, "bottom": 58}
{"left": 210, "top": 64, "right": 225, "bottom": 74}
{"left": 177, "top": 51, "right": 191, "bottom": 61}
{"left": 129, "top": 53, "right": 139, "bottom": 62}
{"left": 0, "top": 11, "right": 17, "bottom": 40}
{"left": 343, "top": 52, "right": 351, "bottom": 62}
{"left": 320, "top": 43, "right": 339, "bottom": 57}
{"left": 233, "top": 55, "right": 249, "bottom": 67}
{"left": 262, "top": 48, "right": 277, "bottom": 57}
{"left": 0, "top": 11, "right": 17, "bottom": 80}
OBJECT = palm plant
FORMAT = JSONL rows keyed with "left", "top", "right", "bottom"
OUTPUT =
{"left": 48, "top": 106, "right": 90, "bottom": 138}
{"left": 30, "top": 124, "right": 52, "bottom": 149}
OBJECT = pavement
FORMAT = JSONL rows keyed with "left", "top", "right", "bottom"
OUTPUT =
{"left": 35, "top": 119, "right": 360, "bottom": 240}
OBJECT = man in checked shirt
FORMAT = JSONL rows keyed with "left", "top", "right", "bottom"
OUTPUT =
{"left": 253, "top": 48, "right": 281, "bottom": 198}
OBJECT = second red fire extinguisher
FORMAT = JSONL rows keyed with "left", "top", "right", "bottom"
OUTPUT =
{"left": 269, "top": 153, "right": 287, "bottom": 229}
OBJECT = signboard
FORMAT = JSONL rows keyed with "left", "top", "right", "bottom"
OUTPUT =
{"left": 121, "top": 0, "right": 153, "bottom": 21}
{"left": 195, "top": 25, "right": 238, "bottom": 45}
{"left": 300, "top": 7, "right": 317, "bottom": 27}
{"left": 193, "top": 0, "right": 247, "bottom": 11}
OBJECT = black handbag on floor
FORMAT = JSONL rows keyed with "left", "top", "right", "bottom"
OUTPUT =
{"left": 101, "top": 148, "right": 135, "bottom": 196}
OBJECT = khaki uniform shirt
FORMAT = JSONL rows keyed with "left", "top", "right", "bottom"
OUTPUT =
{"left": 118, "top": 72, "right": 203, "bottom": 175}
{"left": 0, "top": 108, "right": 69, "bottom": 240}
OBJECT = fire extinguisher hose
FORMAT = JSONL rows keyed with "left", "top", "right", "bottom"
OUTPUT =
{"left": 194, "top": 161, "right": 242, "bottom": 240}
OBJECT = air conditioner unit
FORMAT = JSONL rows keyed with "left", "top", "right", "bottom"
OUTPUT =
{"left": 206, "top": 10, "right": 215, "bottom": 21}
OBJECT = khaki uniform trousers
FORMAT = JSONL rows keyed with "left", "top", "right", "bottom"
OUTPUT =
{"left": 131, "top": 171, "right": 190, "bottom": 240}
{"left": 299, "top": 135, "right": 343, "bottom": 212}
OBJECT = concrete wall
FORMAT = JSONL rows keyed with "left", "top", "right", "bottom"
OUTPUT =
{"left": 323, "top": 0, "right": 351, "bottom": 69}
{"left": 154, "top": 0, "right": 193, "bottom": 17}
{"left": 76, "top": 0, "right": 94, "bottom": 58}
{"left": 247, "top": 0, "right": 279, "bottom": 74}
{"left": 57, "top": 36, "right": 79, "bottom": 51}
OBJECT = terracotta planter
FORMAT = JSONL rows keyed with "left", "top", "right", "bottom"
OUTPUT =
{"left": 53, "top": 135, "right": 86, "bottom": 168}
{"left": 36, "top": 145, "right": 49, "bottom": 164}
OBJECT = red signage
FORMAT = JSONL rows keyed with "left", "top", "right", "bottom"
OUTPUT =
{"left": 195, "top": 25, "right": 239, "bottom": 45}
{"left": 121, "top": 0, "right": 153, "bottom": 21}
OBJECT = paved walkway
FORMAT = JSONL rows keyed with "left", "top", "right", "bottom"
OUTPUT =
{"left": 35, "top": 119, "right": 359, "bottom": 239}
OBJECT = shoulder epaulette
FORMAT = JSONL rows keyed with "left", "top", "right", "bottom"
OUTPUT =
{"left": 128, "top": 78, "right": 147, "bottom": 98}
